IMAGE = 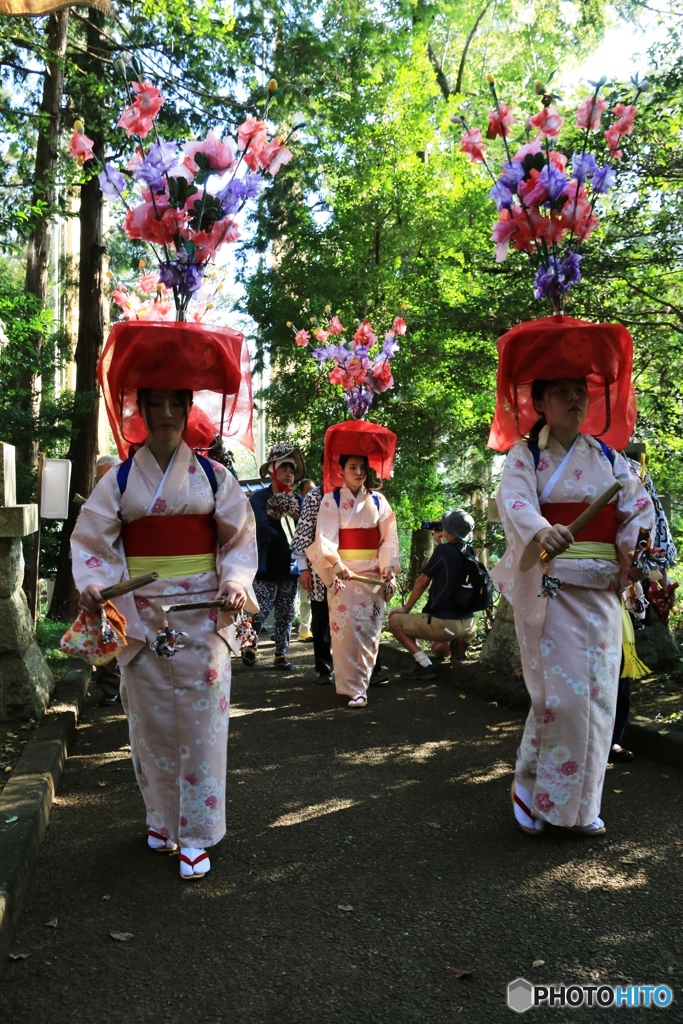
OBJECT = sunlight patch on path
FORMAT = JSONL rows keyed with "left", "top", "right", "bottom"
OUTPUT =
{"left": 268, "top": 797, "right": 358, "bottom": 828}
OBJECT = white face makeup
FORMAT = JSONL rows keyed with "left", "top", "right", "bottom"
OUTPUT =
{"left": 342, "top": 456, "right": 368, "bottom": 492}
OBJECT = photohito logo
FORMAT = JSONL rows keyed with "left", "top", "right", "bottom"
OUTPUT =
{"left": 507, "top": 978, "right": 673, "bottom": 1012}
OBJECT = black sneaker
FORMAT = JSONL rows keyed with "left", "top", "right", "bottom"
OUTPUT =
{"left": 401, "top": 663, "right": 438, "bottom": 681}
{"left": 315, "top": 672, "right": 334, "bottom": 685}
{"left": 369, "top": 664, "right": 390, "bottom": 685}
{"left": 274, "top": 655, "right": 294, "bottom": 671}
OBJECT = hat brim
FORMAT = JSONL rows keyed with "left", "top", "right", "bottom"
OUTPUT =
{"left": 259, "top": 448, "right": 305, "bottom": 481}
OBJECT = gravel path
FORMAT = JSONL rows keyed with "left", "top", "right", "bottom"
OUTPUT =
{"left": 1, "top": 642, "right": 681, "bottom": 1022}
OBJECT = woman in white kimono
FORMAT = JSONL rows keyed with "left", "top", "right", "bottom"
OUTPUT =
{"left": 73, "top": 319, "right": 258, "bottom": 879}
{"left": 309, "top": 451, "right": 400, "bottom": 708}
{"left": 492, "top": 377, "right": 654, "bottom": 836}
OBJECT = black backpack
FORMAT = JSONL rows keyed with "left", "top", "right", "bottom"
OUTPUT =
{"left": 449, "top": 545, "right": 495, "bottom": 614}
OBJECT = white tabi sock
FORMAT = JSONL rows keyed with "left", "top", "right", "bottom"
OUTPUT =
{"left": 413, "top": 650, "right": 432, "bottom": 668}
{"left": 512, "top": 781, "right": 545, "bottom": 832}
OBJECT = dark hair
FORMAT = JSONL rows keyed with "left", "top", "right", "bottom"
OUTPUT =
{"left": 137, "top": 389, "right": 193, "bottom": 430}
{"left": 339, "top": 453, "right": 379, "bottom": 488}
{"left": 527, "top": 377, "right": 587, "bottom": 440}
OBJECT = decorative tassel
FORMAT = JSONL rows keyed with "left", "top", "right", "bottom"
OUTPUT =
{"left": 621, "top": 602, "right": 650, "bottom": 680}
{"left": 151, "top": 615, "right": 188, "bottom": 658}
{"left": 537, "top": 423, "right": 551, "bottom": 450}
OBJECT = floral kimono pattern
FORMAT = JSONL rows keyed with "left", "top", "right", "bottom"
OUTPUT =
{"left": 492, "top": 434, "right": 654, "bottom": 827}
{"left": 307, "top": 485, "right": 400, "bottom": 699}
{"left": 71, "top": 441, "right": 258, "bottom": 848}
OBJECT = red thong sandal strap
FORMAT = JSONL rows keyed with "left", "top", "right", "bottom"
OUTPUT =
{"left": 513, "top": 789, "right": 537, "bottom": 821}
{"left": 179, "top": 851, "right": 209, "bottom": 868}
{"left": 148, "top": 829, "right": 169, "bottom": 842}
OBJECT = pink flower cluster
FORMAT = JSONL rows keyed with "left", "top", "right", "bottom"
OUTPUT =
{"left": 290, "top": 311, "right": 406, "bottom": 418}
{"left": 109, "top": 273, "right": 213, "bottom": 323}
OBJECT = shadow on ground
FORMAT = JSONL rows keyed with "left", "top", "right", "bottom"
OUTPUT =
{"left": 0, "top": 643, "right": 681, "bottom": 1023}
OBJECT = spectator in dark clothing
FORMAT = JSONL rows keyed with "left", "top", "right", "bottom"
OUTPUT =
{"left": 389, "top": 509, "right": 477, "bottom": 680}
{"left": 246, "top": 442, "right": 305, "bottom": 671}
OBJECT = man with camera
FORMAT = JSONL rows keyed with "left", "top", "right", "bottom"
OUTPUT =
{"left": 388, "top": 509, "right": 480, "bottom": 680}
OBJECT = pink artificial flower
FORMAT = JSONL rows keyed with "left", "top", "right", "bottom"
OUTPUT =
{"left": 459, "top": 126, "right": 487, "bottom": 163}
{"left": 604, "top": 125, "right": 624, "bottom": 159}
{"left": 487, "top": 102, "right": 514, "bottom": 138}
{"left": 205, "top": 795, "right": 218, "bottom": 809}
{"left": 139, "top": 273, "right": 158, "bottom": 293}
{"left": 190, "top": 217, "right": 240, "bottom": 262}
{"left": 517, "top": 168, "right": 550, "bottom": 207}
{"left": 259, "top": 138, "right": 293, "bottom": 176}
{"left": 328, "top": 315, "right": 345, "bottom": 335}
{"left": 576, "top": 95, "right": 608, "bottom": 131}
{"left": 353, "top": 319, "right": 376, "bottom": 346}
{"left": 125, "top": 148, "right": 144, "bottom": 172}
{"left": 549, "top": 150, "right": 567, "bottom": 172}
{"left": 491, "top": 209, "right": 518, "bottom": 262}
{"left": 512, "top": 138, "right": 542, "bottom": 162}
{"left": 527, "top": 105, "right": 563, "bottom": 138}
{"left": 124, "top": 201, "right": 182, "bottom": 247}
{"left": 183, "top": 130, "right": 236, "bottom": 173}
{"left": 313, "top": 327, "right": 329, "bottom": 343}
{"left": 371, "top": 359, "right": 394, "bottom": 393}
{"left": 111, "top": 287, "right": 130, "bottom": 308}
{"left": 294, "top": 329, "right": 310, "bottom": 346}
{"left": 238, "top": 115, "right": 268, "bottom": 155}
{"left": 392, "top": 316, "right": 407, "bottom": 335}
{"left": 545, "top": 213, "right": 568, "bottom": 246}
{"left": 117, "top": 81, "right": 164, "bottom": 139}
{"left": 329, "top": 365, "right": 348, "bottom": 387}
{"left": 70, "top": 130, "right": 94, "bottom": 166}
{"left": 611, "top": 102, "right": 637, "bottom": 136}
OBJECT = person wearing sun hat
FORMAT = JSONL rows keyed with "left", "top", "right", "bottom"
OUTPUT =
{"left": 490, "top": 315, "right": 655, "bottom": 839}
{"left": 70, "top": 320, "right": 258, "bottom": 881}
{"left": 247, "top": 442, "right": 306, "bottom": 671}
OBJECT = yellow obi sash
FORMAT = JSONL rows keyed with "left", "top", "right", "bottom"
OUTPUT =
{"left": 553, "top": 543, "right": 650, "bottom": 679}
{"left": 126, "top": 553, "right": 216, "bottom": 579}
{"left": 556, "top": 542, "right": 618, "bottom": 561}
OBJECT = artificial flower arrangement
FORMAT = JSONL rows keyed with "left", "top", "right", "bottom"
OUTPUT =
{"left": 70, "top": 58, "right": 295, "bottom": 320}
{"left": 458, "top": 74, "right": 649, "bottom": 304}
{"left": 107, "top": 262, "right": 222, "bottom": 323}
{"left": 288, "top": 308, "right": 406, "bottom": 418}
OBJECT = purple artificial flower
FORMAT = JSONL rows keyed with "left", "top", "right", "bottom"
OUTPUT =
{"left": 239, "top": 173, "right": 263, "bottom": 200}
{"left": 498, "top": 161, "right": 525, "bottom": 191}
{"left": 591, "top": 164, "right": 616, "bottom": 194}
{"left": 383, "top": 332, "right": 400, "bottom": 357}
{"left": 98, "top": 162, "right": 125, "bottom": 199}
{"left": 353, "top": 344, "right": 371, "bottom": 359}
{"left": 533, "top": 253, "right": 583, "bottom": 300}
{"left": 216, "top": 180, "right": 242, "bottom": 215}
{"left": 343, "top": 387, "right": 374, "bottom": 419}
{"left": 135, "top": 141, "right": 177, "bottom": 192}
{"left": 488, "top": 180, "right": 514, "bottom": 212}
{"left": 539, "top": 163, "right": 568, "bottom": 203}
{"left": 312, "top": 347, "right": 330, "bottom": 362}
{"left": 571, "top": 151, "right": 599, "bottom": 184}
{"left": 158, "top": 261, "right": 205, "bottom": 295}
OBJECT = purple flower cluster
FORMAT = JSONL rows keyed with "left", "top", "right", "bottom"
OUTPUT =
{"left": 216, "top": 174, "right": 263, "bottom": 215}
{"left": 158, "top": 260, "right": 204, "bottom": 294}
{"left": 343, "top": 388, "right": 375, "bottom": 418}
{"left": 135, "top": 141, "right": 177, "bottom": 193}
{"left": 533, "top": 252, "right": 583, "bottom": 300}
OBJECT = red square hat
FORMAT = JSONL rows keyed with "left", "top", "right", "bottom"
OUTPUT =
{"left": 487, "top": 314, "right": 636, "bottom": 452}
{"left": 323, "top": 419, "right": 397, "bottom": 492}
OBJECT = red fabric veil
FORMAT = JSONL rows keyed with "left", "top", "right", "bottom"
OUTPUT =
{"left": 323, "top": 420, "right": 397, "bottom": 493}
{"left": 97, "top": 320, "right": 254, "bottom": 458}
{"left": 487, "top": 315, "right": 636, "bottom": 453}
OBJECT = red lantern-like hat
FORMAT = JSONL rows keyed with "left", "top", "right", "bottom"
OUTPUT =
{"left": 98, "top": 320, "right": 254, "bottom": 458}
{"left": 487, "top": 314, "right": 636, "bottom": 452}
{"left": 323, "top": 420, "right": 397, "bottom": 493}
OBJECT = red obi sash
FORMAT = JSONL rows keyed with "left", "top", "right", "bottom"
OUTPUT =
{"left": 122, "top": 513, "right": 216, "bottom": 557}
{"left": 540, "top": 503, "right": 617, "bottom": 543}
{"left": 338, "top": 527, "right": 380, "bottom": 550}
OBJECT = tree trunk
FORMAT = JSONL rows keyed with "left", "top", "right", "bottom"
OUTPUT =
{"left": 18, "top": 8, "right": 70, "bottom": 468}
{"left": 50, "top": 10, "right": 106, "bottom": 621}
{"left": 407, "top": 528, "right": 433, "bottom": 591}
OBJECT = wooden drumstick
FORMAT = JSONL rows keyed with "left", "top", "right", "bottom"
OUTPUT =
{"left": 540, "top": 481, "right": 622, "bottom": 562}
{"left": 100, "top": 572, "right": 159, "bottom": 599}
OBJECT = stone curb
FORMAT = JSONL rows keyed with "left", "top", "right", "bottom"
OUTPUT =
{"left": 379, "top": 641, "right": 683, "bottom": 771}
{"left": 0, "top": 658, "right": 90, "bottom": 971}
